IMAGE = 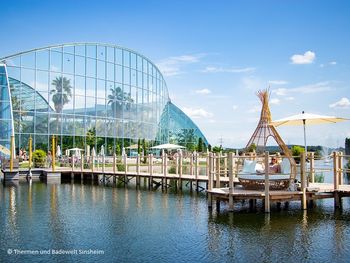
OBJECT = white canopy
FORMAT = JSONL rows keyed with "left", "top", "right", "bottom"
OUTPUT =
{"left": 150, "top": 143, "right": 185, "bottom": 150}
{"left": 271, "top": 112, "right": 348, "bottom": 127}
{"left": 271, "top": 111, "right": 348, "bottom": 155}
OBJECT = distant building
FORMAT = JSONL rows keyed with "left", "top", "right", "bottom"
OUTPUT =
{"left": 0, "top": 43, "right": 208, "bottom": 155}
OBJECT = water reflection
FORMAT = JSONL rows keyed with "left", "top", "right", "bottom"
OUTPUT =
{"left": 0, "top": 181, "right": 350, "bottom": 262}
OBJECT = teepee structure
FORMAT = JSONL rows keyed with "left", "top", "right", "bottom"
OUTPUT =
{"left": 245, "top": 89, "right": 296, "bottom": 179}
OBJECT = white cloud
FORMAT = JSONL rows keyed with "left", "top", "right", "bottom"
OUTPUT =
{"left": 232, "top": 105, "right": 238, "bottom": 110}
{"left": 329, "top": 97, "right": 350, "bottom": 109}
{"left": 270, "top": 98, "right": 280, "bottom": 105}
{"left": 195, "top": 88, "right": 211, "bottom": 95}
{"left": 329, "top": 61, "right": 337, "bottom": 65}
{"left": 285, "top": 96, "right": 295, "bottom": 101}
{"left": 156, "top": 54, "right": 203, "bottom": 77}
{"left": 182, "top": 107, "right": 213, "bottom": 119}
{"left": 201, "top": 66, "right": 255, "bottom": 73}
{"left": 290, "top": 51, "right": 316, "bottom": 64}
{"left": 268, "top": 80, "right": 288, "bottom": 85}
{"left": 273, "top": 82, "right": 332, "bottom": 96}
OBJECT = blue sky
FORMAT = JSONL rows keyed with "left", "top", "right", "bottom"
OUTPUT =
{"left": 1, "top": 0, "right": 350, "bottom": 148}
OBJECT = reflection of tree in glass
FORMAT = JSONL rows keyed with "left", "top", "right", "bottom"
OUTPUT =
{"left": 10, "top": 84, "right": 25, "bottom": 132}
{"left": 177, "top": 128, "right": 197, "bottom": 151}
{"left": 50, "top": 76, "right": 72, "bottom": 113}
{"left": 107, "top": 87, "right": 133, "bottom": 117}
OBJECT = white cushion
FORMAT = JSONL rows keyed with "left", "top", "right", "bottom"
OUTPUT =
{"left": 255, "top": 163, "right": 264, "bottom": 173}
{"left": 280, "top": 158, "right": 291, "bottom": 174}
{"left": 242, "top": 159, "right": 256, "bottom": 173}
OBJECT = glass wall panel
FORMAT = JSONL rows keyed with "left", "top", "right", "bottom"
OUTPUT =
{"left": 97, "top": 60, "right": 105, "bottom": 79}
{"left": 63, "top": 53, "right": 74, "bottom": 74}
{"left": 75, "top": 45, "right": 85, "bottom": 56}
{"left": 35, "top": 135, "right": 48, "bottom": 151}
{"left": 107, "top": 63, "right": 114, "bottom": 81}
{"left": 86, "top": 58, "right": 96, "bottom": 77}
{"left": 64, "top": 45, "right": 74, "bottom": 54}
{"left": 21, "top": 53, "right": 35, "bottom": 68}
{"left": 116, "top": 49, "right": 122, "bottom": 65}
{"left": 107, "top": 47, "right": 114, "bottom": 63}
{"left": 35, "top": 113, "right": 48, "bottom": 134}
{"left": 115, "top": 65, "right": 122, "bottom": 83}
{"left": 50, "top": 51, "right": 62, "bottom": 72}
{"left": 74, "top": 115, "right": 85, "bottom": 135}
{"left": 123, "top": 50, "right": 130, "bottom": 67}
{"left": 62, "top": 114, "right": 74, "bottom": 135}
{"left": 123, "top": 67, "right": 130, "bottom": 85}
{"left": 21, "top": 68, "right": 35, "bottom": 87}
{"left": 86, "top": 77, "right": 96, "bottom": 98}
{"left": 36, "top": 70, "right": 49, "bottom": 93}
{"left": 75, "top": 75, "right": 85, "bottom": 96}
{"left": 75, "top": 55, "right": 85, "bottom": 76}
{"left": 86, "top": 45, "right": 96, "bottom": 58}
{"left": 97, "top": 46, "right": 106, "bottom": 61}
{"left": 36, "top": 50, "right": 49, "bottom": 70}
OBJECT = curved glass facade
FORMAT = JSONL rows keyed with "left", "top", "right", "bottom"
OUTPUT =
{"left": 0, "top": 43, "right": 208, "bottom": 154}
{"left": 159, "top": 102, "right": 209, "bottom": 149}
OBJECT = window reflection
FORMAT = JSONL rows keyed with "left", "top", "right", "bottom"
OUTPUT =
{"left": 3, "top": 44, "right": 173, "bottom": 152}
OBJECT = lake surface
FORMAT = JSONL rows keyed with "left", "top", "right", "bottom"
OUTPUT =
{"left": 1, "top": 169, "right": 350, "bottom": 262}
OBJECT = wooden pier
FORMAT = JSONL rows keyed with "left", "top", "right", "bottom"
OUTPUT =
{"left": 5, "top": 151, "right": 350, "bottom": 213}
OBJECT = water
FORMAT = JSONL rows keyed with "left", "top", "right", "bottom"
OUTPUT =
{"left": 1, "top": 175, "right": 350, "bottom": 262}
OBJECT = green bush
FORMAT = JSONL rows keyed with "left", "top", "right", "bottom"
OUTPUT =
{"left": 33, "top": 149, "right": 47, "bottom": 168}
{"left": 168, "top": 165, "right": 176, "bottom": 174}
{"left": 291, "top": 145, "right": 305, "bottom": 163}
{"left": 117, "top": 163, "right": 125, "bottom": 171}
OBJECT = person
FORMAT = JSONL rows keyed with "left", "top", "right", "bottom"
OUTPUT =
{"left": 269, "top": 157, "right": 281, "bottom": 174}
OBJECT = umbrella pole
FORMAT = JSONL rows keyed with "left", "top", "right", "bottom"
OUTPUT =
{"left": 303, "top": 119, "right": 307, "bottom": 158}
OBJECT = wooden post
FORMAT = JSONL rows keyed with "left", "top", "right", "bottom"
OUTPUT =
{"left": 136, "top": 154, "right": 140, "bottom": 186}
{"left": 190, "top": 153, "right": 193, "bottom": 175}
{"left": 216, "top": 153, "right": 221, "bottom": 188}
{"left": 123, "top": 154, "right": 127, "bottom": 181}
{"left": 113, "top": 154, "right": 116, "bottom": 174}
{"left": 149, "top": 154, "right": 153, "bottom": 189}
{"left": 195, "top": 153, "right": 199, "bottom": 190}
{"left": 224, "top": 153, "right": 228, "bottom": 177}
{"left": 72, "top": 153, "right": 75, "bottom": 171}
{"left": 206, "top": 154, "right": 209, "bottom": 180}
{"left": 28, "top": 136, "right": 32, "bottom": 169}
{"left": 173, "top": 153, "right": 177, "bottom": 176}
{"left": 228, "top": 152, "right": 234, "bottom": 211}
{"left": 10, "top": 135, "right": 14, "bottom": 172}
{"left": 300, "top": 152, "right": 307, "bottom": 210}
{"left": 309, "top": 152, "right": 315, "bottom": 183}
{"left": 164, "top": 153, "right": 168, "bottom": 177}
{"left": 149, "top": 154, "right": 153, "bottom": 176}
{"left": 81, "top": 153, "right": 84, "bottom": 172}
{"left": 81, "top": 153, "right": 84, "bottom": 181}
{"left": 208, "top": 153, "right": 213, "bottom": 191}
{"left": 91, "top": 155, "right": 95, "bottom": 172}
{"left": 264, "top": 151, "right": 270, "bottom": 213}
{"left": 208, "top": 153, "right": 213, "bottom": 208}
{"left": 333, "top": 151, "right": 340, "bottom": 208}
{"left": 338, "top": 152, "right": 343, "bottom": 185}
{"left": 52, "top": 135, "right": 55, "bottom": 172}
{"left": 179, "top": 152, "right": 183, "bottom": 190}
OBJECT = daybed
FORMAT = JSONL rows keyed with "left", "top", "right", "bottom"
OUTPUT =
{"left": 238, "top": 158, "right": 291, "bottom": 190}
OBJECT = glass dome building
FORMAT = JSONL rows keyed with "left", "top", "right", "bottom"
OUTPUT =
{"left": 0, "top": 43, "right": 208, "bottom": 155}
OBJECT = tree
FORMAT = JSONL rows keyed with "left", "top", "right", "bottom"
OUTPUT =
{"left": 177, "top": 128, "right": 197, "bottom": 151}
{"left": 345, "top": 138, "right": 350, "bottom": 156}
{"left": 197, "top": 137, "right": 204, "bottom": 152}
{"left": 50, "top": 76, "right": 72, "bottom": 113}
{"left": 107, "top": 86, "right": 134, "bottom": 118}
